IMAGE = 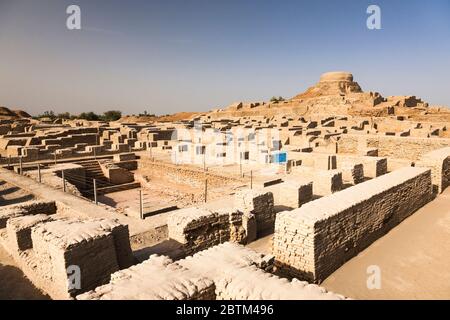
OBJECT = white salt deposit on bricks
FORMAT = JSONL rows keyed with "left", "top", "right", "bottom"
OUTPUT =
{"left": 178, "top": 242, "right": 345, "bottom": 300}
{"left": 76, "top": 255, "right": 215, "bottom": 300}
{"left": 178, "top": 242, "right": 274, "bottom": 277}
{"left": 30, "top": 218, "right": 134, "bottom": 299}
{"left": 215, "top": 266, "right": 347, "bottom": 300}
{"left": 234, "top": 190, "right": 275, "bottom": 235}
{"left": 273, "top": 167, "right": 433, "bottom": 282}
{"left": 266, "top": 181, "right": 313, "bottom": 208}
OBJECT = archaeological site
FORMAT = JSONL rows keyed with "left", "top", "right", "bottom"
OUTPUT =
{"left": 1, "top": 71, "right": 449, "bottom": 301}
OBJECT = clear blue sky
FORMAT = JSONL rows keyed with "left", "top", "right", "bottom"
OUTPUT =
{"left": 1, "top": 0, "right": 449, "bottom": 115}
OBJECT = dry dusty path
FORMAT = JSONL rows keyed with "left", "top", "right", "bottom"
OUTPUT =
{"left": 0, "top": 245, "right": 49, "bottom": 300}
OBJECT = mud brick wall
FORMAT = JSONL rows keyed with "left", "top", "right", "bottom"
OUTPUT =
{"left": 77, "top": 255, "right": 215, "bottom": 300}
{"left": 234, "top": 190, "right": 275, "bottom": 235}
{"left": 387, "top": 158, "right": 414, "bottom": 172}
{"left": 30, "top": 218, "right": 133, "bottom": 299}
{"left": 312, "top": 170, "right": 343, "bottom": 196}
{"left": 417, "top": 147, "right": 450, "bottom": 193}
{"left": 7, "top": 214, "right": 53, "bottom": 251}
{"left": 177, "top": 242, "right": 345, "bottom": 300}
{"left": 266, "top": 181, "right": 313, "bottom": 208}
{"left": 337, "top": 155, "right": 387, "bottom": 178}
{"left": 273, "top": 167, "right": 433, "bottom": 282}
{"left": 215, "top": 265, "right": 346, "bottom": 300}
{"left": 138, "top": 158, "right": 239, "bottom": 188}
{"left": 228, "top": 209, "right": 251, "bottom": 244}
{"left": 338, "top": 163, "right": 364, "bottom": 185}
{"left": 0, "top": 200, "right": 56, "bottom": 228}
{"left": 168, "top": 207, "right": 233, "bottom": 256}
{"left": 178, "top": 242, "right": 274, "bottom": 276}
{"left": 339, "top": 134, "right": 450, "bottom": 160}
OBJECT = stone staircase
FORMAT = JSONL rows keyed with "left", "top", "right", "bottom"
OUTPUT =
{"left": 76, "top": 160, "right": 140, "bottom": 196}
{"left": 77, "top": 160, "right": 109, "bottom": 184}
{"left": 96, "top": 182, "right": 141, "bottom": 195}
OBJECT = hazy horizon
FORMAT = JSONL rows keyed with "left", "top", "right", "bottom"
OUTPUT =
{"left": 1, "top": 0, "right": 450, "bottom": 116}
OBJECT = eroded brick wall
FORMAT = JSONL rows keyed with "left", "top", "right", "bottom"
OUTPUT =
{"left": 273, "top": 167, "right": 433, "bottom": 282}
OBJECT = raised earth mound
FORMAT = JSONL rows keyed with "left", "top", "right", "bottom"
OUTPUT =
{"left": 119, "top": 111, "right": 200, "bottom": 123}
{"left": 0, "top": 106, "right": 31, "bottom": 120}
{"left": 200, "top": 71, "right": 450, "bottom": 121}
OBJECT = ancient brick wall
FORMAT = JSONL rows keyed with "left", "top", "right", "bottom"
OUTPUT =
{"left": 77, "top": 255, "right": 216, "bottom": 300}
{"left": 138, "top": 158, "right": 240, "bottom": 188}
{"left": 338, "top": 134, "right": 450, "bottom": 160}
{"left": 273, "top": 167, "right": 433, "bottom": 282}
{"left": 234, "top": 190, "right": 275, "bottom": 235}
{"left": 417, "top": 147, "right": 450, "bottom": 193}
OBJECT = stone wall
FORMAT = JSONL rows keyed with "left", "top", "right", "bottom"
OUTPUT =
{"left": 167, "top": 206, "right": 254, "bottom": 256}
{"left": 273, "top": 167, "right": 433, "bottom": 282}
{"left": 336, "top": 154, "right": 387, "bottom": 178}
{"left": 138, "top": 158, "right": 240, "bottom": 188}
{"left": 338, "top": 134, "right": 450, "bottom": 160}
{"left": 0, "top": 200, "right": 57, "bottom": 227}
{"left": 265, "top": 181, "right": 313, "bottom": 208}
{"left": 234, "top": 190, "right": 275, "bottom": 235}
{"left": 417, "top": 147, "right": 450, "bottom": 193}
{"left": 178, "top": 243, "right": 346, "bottom": 300}
{"left": 0, "top": 215, "right": 134, "bottom": 299}
{"left": 80, "top": 242, "right": 344, "bottom": 300}
{"left": 77, "top": 255, "right": 215, "bottom": 300}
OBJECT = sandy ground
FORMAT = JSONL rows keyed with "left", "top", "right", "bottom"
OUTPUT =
{"left": 322, "top": 188, "right": 450, "bottom": 299}
{"left": 0, "top": 245, "right": 49, "bottom": 300}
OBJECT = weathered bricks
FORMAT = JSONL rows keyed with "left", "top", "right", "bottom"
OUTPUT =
{"left": 168, "top": 207, "right": 245, "bottom": 255}
{"left": 273, "top": 167, "right": 433, "bottom": 282}
{"left": 7, "top": 214, "right": 53, "bottom": 251}
{"left": 77, "top": 255, "right": 215, "bottom": 300}
{"left": 266, "top": 181, "right": 313, "bottom": 208}
{"left": 30, "top": 218, "right": 133, "bottom": 298}
{"left": 0, "top": 200, "right": 56, "bottom": 228}
{"left": 234, "top": 190, "right": 275, "bottom": 235}
{"left": 417, "top": 147, "right": 450, "bottom": 193}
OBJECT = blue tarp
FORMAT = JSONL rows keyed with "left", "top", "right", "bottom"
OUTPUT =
{"left": 272, "top": 152, "right": 287, "bottom": 163}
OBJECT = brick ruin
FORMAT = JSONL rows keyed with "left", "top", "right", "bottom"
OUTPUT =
{"left": 1, "top": 72, "right": 450, "bottom": 299}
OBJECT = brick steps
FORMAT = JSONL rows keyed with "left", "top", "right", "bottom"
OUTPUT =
{"left": 96, "top": 182, "right": 141, "bottom": 195}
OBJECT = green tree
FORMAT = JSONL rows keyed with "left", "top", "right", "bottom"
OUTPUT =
{"left": 78, "top": 112, "right": 100, "bottom": 121}
{"left": 57, "top": 112, "right": 71, "bottom": 119}
{"left": 102, "top": 110, "right": 122, "bottom": 121}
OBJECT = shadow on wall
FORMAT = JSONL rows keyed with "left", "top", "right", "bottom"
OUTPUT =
{"left": 0, "top": 263, "right": 50, "bottom": 300}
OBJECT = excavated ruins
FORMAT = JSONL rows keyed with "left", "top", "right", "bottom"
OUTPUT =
{"left": 0, "top": 72, "right": 449, "bottom": 300}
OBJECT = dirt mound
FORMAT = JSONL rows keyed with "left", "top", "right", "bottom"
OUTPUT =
{"left": 204, "top": 72, "right": 450, "bottom": 120}
{"left": 293, "top": 71, "right": 363, "bottom": 100}
{"left": 0, "top": 106, "right": 31, "bottom": 120}
{"left": 119, "top": 112, "right": 201, "bottom": 123}
{"left": 0, "top": 106, "right": 17, "bottom": 119}
{"left": 12, "top": 110, "right": 31, "bottom": 118}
